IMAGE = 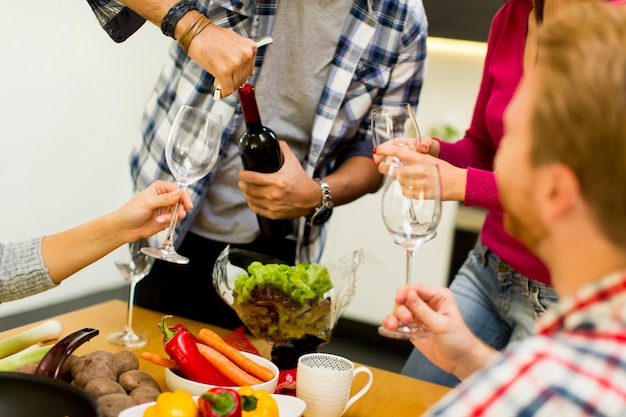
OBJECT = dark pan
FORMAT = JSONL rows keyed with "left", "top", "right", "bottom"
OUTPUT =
{"left": 0, "top": 327, "right": 101, "bottom": 417}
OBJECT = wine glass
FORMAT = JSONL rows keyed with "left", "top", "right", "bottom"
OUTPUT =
{"left": 141, "top": 105, "right": 222, "bottom": 264}
{"left": 108, "top": 237, "right": 156, "bottom": 347}
{"left": 371, "top": 103, "right": 421, "bottom": 165}
{"left": 378, "top": 163, "right": 442, "bottom": 339}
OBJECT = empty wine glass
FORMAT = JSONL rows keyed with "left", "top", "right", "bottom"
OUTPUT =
{"left": 108, "top": 236, "right": 156, "bottom": 347}
{"left": 141, "top": 105, "right": 222, "bottom": 264}
{"left": 371, "top": 103, "right": 421, "bottom": 165}
{"left": 378, "top": 163, "right": 442, "bottom": 339}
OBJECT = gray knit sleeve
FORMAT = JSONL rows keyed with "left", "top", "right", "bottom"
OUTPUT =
{"left": 0, "top": 237, "right": 57, "bottom": 303}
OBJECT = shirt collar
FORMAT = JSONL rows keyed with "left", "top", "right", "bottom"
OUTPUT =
{"left": 537, "top": 269, "right": 626, "bottom": 335}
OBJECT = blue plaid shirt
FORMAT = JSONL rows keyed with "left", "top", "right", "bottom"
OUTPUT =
{"left": 87, "top": 0, "right": 427, "bottom": 262}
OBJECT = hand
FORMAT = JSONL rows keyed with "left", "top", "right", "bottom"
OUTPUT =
{"left": 116, "top": 180, "right": 194, "bottom": 242}
{"left": 238, "top": 141, "right": 319, "bottom": 220}
{"left": 187, "top": 24, "right": 257, "bottom": 98}
{"left": 382, "top": 285, "right": 497, "bottom": 380}
{"left": 374, "top": 142, "right": 467, "bottom": 201}
{"left": 394, "top": 159, "right": 467, "bottom": 201}
{"left": 420, "top": 136, "right": 441, "bottom": 157}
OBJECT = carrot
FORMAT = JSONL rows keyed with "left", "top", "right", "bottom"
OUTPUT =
{"left": 195, "top": 343, "right": 263, "bottom": 386}
{"left": 198, "top": 328, "right": 275, "bottom": 382}
{"left": 141, "top": 351, "right": 178, "bottom": 370}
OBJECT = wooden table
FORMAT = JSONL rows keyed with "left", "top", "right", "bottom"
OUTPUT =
{"left": 0, "top": 300, "right": 450, "bottom": 416}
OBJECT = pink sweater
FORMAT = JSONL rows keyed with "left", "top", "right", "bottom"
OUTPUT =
{"left": 438, "top": 0, "right": 551, "bottom": 285}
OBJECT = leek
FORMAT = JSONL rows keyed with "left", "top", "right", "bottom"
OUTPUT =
{"left": 0, "top": 344, "right": 52, "bottom": 371}
{"left": 0, "top": 320, "right": 62, "bottom": 359}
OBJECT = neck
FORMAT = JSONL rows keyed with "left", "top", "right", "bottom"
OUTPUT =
{"left": 539, "top": 220, "right": 626, "bottom": 298}
{"left": 542, "top": 0, "right": 571, "bottom": 22}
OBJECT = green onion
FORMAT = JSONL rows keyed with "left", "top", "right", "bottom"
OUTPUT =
{"left": 0, "top": 320, "right": 62, "bottom": 359}
{"left": 0, "top": 344, "right": 52, "bottom": 371}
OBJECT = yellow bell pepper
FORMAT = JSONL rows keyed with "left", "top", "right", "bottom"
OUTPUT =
{"left": 237, "top": 386, "right": 279, "bottom": 417}
{"left": 142, "top": 389, "right": 199, "bottom": 417}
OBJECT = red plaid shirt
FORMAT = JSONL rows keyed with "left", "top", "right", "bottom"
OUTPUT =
{"left": 425, "top": 270, "right": 626, "bottom": 416}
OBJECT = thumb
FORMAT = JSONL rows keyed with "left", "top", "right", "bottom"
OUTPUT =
{"left": 406, "top": 290, "right": 446, "bottom": 333}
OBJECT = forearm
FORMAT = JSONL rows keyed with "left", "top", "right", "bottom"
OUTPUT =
{"left": 450, "top": 340, "right": 499, "bottom": 381}
{"left": 324, "top": 156, "right": 382, "bottom": 207}
{"left": 464, "top": 168, "right": 503, "bottom": 212}
{"left": 41, "top": 212, "right": 127, "bottom": 284}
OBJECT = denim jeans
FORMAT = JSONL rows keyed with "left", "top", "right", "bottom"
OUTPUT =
{"left": 400, "top": 240, "right": 559, "bottom": 387}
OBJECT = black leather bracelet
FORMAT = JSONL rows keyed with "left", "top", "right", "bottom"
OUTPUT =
{"left": 161, "top": 0, "right": 197, "bottom": 39}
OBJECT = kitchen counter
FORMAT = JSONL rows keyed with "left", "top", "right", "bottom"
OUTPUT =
{"left": 0, "top": 300, "right": 451, "bottom": 416}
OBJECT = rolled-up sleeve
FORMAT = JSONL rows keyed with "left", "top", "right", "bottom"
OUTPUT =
{"left": 85, "top": 0, "right": 146, "bottom": 43}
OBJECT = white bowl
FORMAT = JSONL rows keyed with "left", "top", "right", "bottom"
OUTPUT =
{"left": 119, "top": 394, "right": 306, "bottom": 417}
{"left": 165, "top": 351, "right": 279, "bottom": 395}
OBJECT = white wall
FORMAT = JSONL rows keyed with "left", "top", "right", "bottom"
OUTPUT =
{"left": 0, "top": 3, "right": 486, "bottom": 326}
{"left": 322, "top": 37, "right": 487, "bottom": 324}
{"left": 0, "top": 2, "right": 169, "bottom": 316}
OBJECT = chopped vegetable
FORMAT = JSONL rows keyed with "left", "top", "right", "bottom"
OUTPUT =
{"left": 0, "top": 320, "right": 62, "bottom": 359}
{"left": 0, "top": 344, "right": 52, "bottom": 371}
{"left": 198, "top": 387, "right": 242, "bottom": 417}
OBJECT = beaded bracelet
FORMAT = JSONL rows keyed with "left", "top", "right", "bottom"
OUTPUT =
{"left": 178, "top": 13, "right": 213, "bottom": 54}
{"left": 161, "top": 0, "right": 197, "bottom": 39}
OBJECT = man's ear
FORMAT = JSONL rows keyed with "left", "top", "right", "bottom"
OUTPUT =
{"left": 542, "top": 163, "right": 582, "bottom": 222}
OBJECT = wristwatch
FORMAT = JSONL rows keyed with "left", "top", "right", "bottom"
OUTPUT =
{"left": 306, "top": 178, "right": 334, "bottom": 226}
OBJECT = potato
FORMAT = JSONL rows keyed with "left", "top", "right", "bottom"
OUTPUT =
{"left": 97, "top": 393, "right": 138, "bottom": 417}
{"left": 60, "top": 354, "right": 78, "bottom": 382}
{"left": 15, "top": 363, "right": 38, "bottom": 374}
{"left": 118, "top": 369, "right": 161, "bottom": 393}
{"left": 74, "top": 361, "right": 116, "bottom": 388}
{"left": 114, "top": 350, "right": 139, "bottom": 377}
{"left": 71, "top": 350, "right": 118, "bottom": 378}
{"left": 130, "top": 385, "right": 161, "bottom": 404}
{"left": 83, "top": 377, "right": 126, "bottom": 399}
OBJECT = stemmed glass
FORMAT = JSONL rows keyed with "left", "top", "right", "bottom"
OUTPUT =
{"left": 378, "top": 163, "right": 442, "bottom": 339}
{"left": 108, "top": 237, "right": 156, "bottom": 347}
{"left": 141, "top": 105, "right": 222, "bottom": 264}
{"left": 371, "top": 103, "right": 421, "bottom": 164}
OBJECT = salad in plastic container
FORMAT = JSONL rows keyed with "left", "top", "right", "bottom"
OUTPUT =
{"left": 212, "top": 245, "right": 366, "bottom": 369}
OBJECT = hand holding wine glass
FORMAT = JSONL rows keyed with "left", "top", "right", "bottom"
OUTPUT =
{"left": 378, "top": 162, "right": 442, "bottom": 339}
{"left": 108, "top": 236, "right": 156, "bottom": 348}
{"left": 371, "top": 103, "right": 421, "bottom": 167}
{"left": 141, "top": 105, "right": 222, "bottom": 264}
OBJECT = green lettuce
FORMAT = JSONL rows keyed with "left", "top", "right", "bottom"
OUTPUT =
{"left": 234, "top": 261, "right": 333, "bottom": 306}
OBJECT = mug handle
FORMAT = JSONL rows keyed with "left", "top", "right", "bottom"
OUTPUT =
{"left": 343, "top": 366, "right": 374, "bottom": 413}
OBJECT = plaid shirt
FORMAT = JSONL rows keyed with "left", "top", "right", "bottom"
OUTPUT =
{"left": 426, "top": 270, "right": 626, "bottom": 417}
{"left": 86, "top": 0, "right": 427, "bottom": 262}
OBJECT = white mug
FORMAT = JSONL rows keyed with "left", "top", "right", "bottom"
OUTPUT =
{"left": 296, "top": 353, "right": 374, "bottom": 417}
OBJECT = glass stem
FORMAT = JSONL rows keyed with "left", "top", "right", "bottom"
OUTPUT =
{"left": 125, "top": 281, "right": 137, "bottom": 333}
{"left": 405, "top": 249, "right": 414, "bottom": 286}
{"left": 161, "top": 183, "right": 186, "bottom": 249}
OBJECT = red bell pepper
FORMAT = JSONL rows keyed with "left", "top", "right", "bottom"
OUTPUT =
{"left": 159, "top": 316, "right": 235, "bottom": 386}
{"left": 198, "top": 388, "right": 242, "bottom": 417}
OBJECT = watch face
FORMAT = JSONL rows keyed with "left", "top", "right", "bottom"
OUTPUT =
{"left": 311, "top": 206, "right": 333, "bottom": 226}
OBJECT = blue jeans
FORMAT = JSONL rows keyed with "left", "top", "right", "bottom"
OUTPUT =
{"left": 401, "top": 240, "right": 559, "bottom": 387}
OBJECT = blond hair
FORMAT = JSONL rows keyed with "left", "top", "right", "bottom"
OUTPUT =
{"left": 530, "top": 2, "right": 626, "bottom": 248}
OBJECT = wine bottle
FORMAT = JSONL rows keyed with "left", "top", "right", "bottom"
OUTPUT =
{"left": 238, "top": 83, "right": 294, "bottom": 238}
